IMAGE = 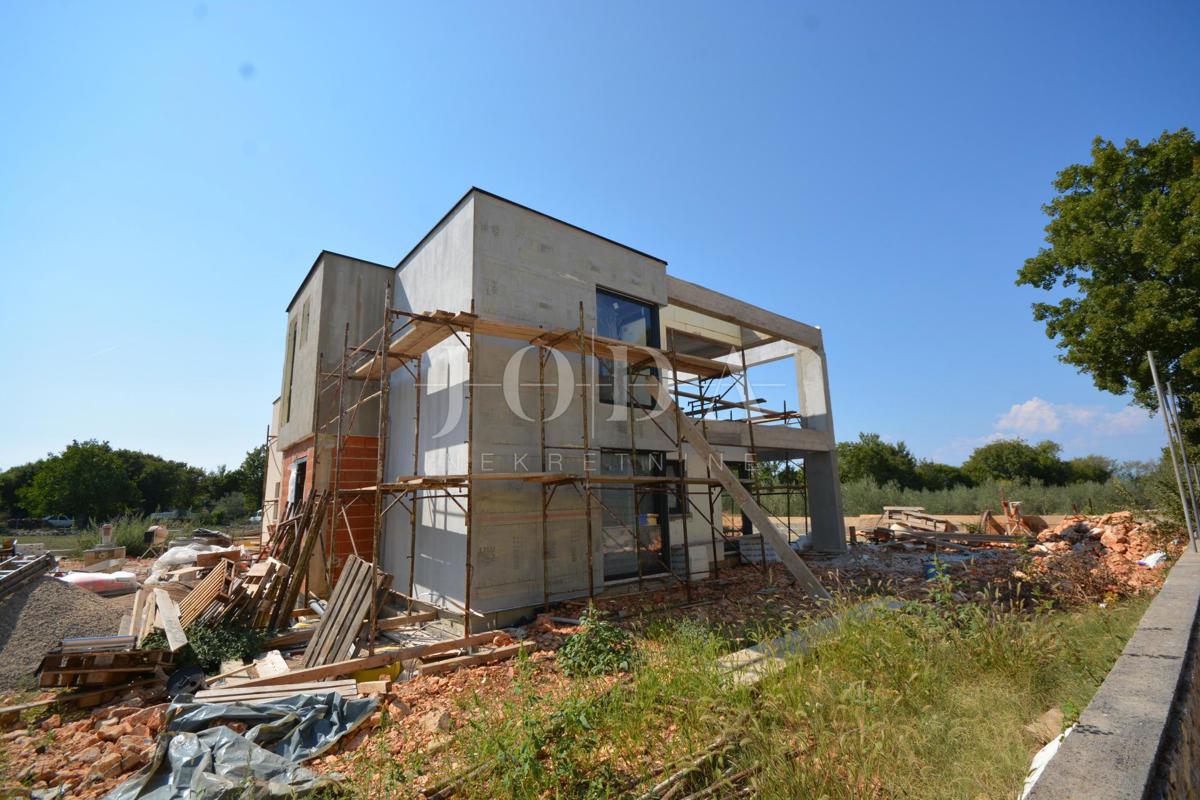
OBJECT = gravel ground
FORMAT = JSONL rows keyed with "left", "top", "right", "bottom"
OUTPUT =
{"left": 0, "top": 577, "right": 126, "bottom": 691}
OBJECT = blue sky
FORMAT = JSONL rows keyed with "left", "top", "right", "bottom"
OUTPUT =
{"left": 1, "top": 1, "right": 1197, "bottom": 471}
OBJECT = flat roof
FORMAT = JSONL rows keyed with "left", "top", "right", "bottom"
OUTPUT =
{"left": 285, "top": 250, "right": 392, "bottom": 312}
{"left": 396, "top": 187, "right": 668, "bottom": 271}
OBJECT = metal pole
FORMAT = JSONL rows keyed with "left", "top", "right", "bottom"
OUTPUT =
{"left": 1148, "top": 352, "right": 1197, "bottom": 549}
{"left": 368, "top": 285, "right": 391, "bottom": 654}
{"left": 629, "top": 370, "right": 644, "bottom": 594}
{"left": 739, "top": 347, "right": 767, "bottom": 576}
{"left": 1166, "top": 383, "right": 1200, "bottom": 543}
{"left": 670, "top": 353, "right": 693, "bottom": 602}
{"left": 698, "top": 378, "right": 720, "bottom": 579}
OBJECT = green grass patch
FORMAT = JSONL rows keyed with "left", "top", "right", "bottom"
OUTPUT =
{"left": 330, "top": 592, "right": 1148, "bottom": 799}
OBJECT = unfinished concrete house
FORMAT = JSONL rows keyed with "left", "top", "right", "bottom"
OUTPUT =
{"left": 264, "top": 188, "right": 845, "bottom": 630}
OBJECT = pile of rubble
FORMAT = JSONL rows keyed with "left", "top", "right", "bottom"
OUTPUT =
{"left": 1025, "top": 511, "right": 1181, "bottom": 598}
{"left": 2, "top": 684, "right": 167, "bottom": 795}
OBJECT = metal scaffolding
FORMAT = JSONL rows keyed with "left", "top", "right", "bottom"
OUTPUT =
{"left": 308, "top": 300, "right": 822, "bottom": 637}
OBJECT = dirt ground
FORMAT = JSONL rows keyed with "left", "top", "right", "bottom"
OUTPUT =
{"left": 0, "top": 513, "right": 1182, "bottom": 797}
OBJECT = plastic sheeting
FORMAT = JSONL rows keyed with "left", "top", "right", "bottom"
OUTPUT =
{"left": 104, "top": 691, "right": 379, "bottom": 800}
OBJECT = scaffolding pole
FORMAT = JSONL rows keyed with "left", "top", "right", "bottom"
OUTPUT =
{"left": 1148, "top": 351, "right": 1197, "bottom": 550}
{"left": 407, "top": 356, "right": 422, "bottom": 610}
{"left": 578, "top": 302, "right": 595, "bottom": 600}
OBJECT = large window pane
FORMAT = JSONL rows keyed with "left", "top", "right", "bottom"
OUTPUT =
{"left": 597, "top": 288, "right": 659, "bottom": 406}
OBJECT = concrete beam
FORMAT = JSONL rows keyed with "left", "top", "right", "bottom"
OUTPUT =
{"left": 666, "top": 276, "right": 823, "bottom": 350}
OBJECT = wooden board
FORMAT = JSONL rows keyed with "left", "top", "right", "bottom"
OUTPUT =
{"left": 193, "top": 678, "right": 357, "bottom": 704}
{"left": 417, "top": 641, "right": 532, "bottom": 676}
{"left": 153, "top": 589, "right": 188, "bottom": 652}
{"left": 178, "top": 559, "right": 233, "bottom": 628}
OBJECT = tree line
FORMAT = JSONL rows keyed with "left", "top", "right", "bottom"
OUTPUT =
{"left": 0, "top": 439, "right": 266, "bottom": 525}
{"left": 834, "top": 433, "right": 1130, "bottom": 492}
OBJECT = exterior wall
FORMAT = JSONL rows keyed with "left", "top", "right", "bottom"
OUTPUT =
{"left": 382, "top": 196, "right": 476, "bottom": 608}
{"left": 315, "top": 254, "right": 393, "bottom": 441}
{"left": 262, "top": 398, "right": 283, "bottom": 537}
{"left": 278, "top": 439, "right": 314, "bottom": 513}
{"left": 278, "top": 266, "right": 324, "bottom": 451}
{"left": 1027, "top": 548, "right": 1200, "bottom": 799}
{"left": 277, "top": 254, "right": 392, "bottom": 452}
{"left": 467, "top": 192, "right": 686, "bottom": 611}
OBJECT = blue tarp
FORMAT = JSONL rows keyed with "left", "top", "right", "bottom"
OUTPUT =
{"left": 104, "top": 691, "right": 379, "bottom": 800}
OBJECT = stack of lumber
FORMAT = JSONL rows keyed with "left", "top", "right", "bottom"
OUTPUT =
{"left": 193, "top": 678, "right": 358, "bottom": 704}
{"left": 0, "top": 552, "right": 57, "bottom": 602}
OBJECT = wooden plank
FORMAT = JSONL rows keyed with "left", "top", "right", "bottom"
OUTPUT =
{"left": 303, "top": 556, "right": 385, "bottom": 668}
{"left": 377, "top": 611, "right": 437, "bottom": 630}
{"left": 178, "top": 560, "right": 231, "bottom": 628}
{"left": 656, "top": 384, "right": 829, "bottom": 598}
{"left": 237, "top": 651, "right": 405, "bottom": 687}
{"left": 417, "top": 641, "right": 533, "bottom": 676}
{"left": 0, "top": 678, "right": 163, "bottom": 722}
{"left": 195, "top": 678, "right": 356, "bottom": 700}
{"left": 304, "top": 557, "right": 367, "bottom": 667}
{"left": 239, "top": 630, "right": 513, "bottom": 688}
{"left": 153, "top": 589, "right": 188, "bottom": 652}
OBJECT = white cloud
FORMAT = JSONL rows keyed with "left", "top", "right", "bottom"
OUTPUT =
{"left": 996, "top": 397, "right": 1061, "bottom": 435}
{"left": 994, "top": 397, "right": 1153, "bottom": 441}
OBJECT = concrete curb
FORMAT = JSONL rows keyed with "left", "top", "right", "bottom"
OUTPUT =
{"left": 1027, "top": 546, "right": 1200, "bottom": 800}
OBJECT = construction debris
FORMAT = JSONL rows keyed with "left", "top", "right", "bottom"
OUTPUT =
{"left": 0, "top": 552, "right": 57, "bottom": 602}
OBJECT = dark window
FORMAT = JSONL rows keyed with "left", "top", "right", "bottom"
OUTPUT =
{"left": 599, "top": 449, "right": 669, "bottom": 580}
{"left": 283, "top": 322, "right": 298, "bottom": 423}
{"left": 596, "top": 288, "right": 659, "bottom": 406}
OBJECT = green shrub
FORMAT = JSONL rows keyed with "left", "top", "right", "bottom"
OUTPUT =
{"left": 76, "top": 514, "right": 158, "bottom": 557}
{"left": 141, "top": 623, "right": 266, "bottom": 673}
{"left": 558, "top": 607, "right": 637, "bottom": 678}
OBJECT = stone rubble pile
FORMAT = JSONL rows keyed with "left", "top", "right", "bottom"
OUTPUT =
{"left": 3, "top": 685, "right": 167, "bottom": 797}
{"left": 1028, "top": 511, "right": 1181, "bottom": 596}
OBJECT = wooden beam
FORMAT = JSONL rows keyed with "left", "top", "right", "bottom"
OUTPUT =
{"left": 652, "top": 380, "right": 830, "bottom": 599}
{"left": 417, "top": 641, "right": 533, "bottom": 676}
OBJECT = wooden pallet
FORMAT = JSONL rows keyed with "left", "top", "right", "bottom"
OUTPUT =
{"left": 38, "top": 648, "right": 173, "bottom": 689}
{"left": 302, "top": 555, "right": 392, "bottom": 668}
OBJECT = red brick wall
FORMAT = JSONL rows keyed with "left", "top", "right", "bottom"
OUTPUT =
{"left": 328, "top": 435, "right": 379, "bottom": 574}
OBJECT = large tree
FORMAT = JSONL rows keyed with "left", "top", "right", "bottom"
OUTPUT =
{"left": 962, "top": 439, "right": 1070, "bottom": 485}
{"left": 836, "top": 433, "right": 921, "bottom": 488}
{"left": 19, "top": 440, "right": 138, "bottom": 522}
{"left": 1017, "top": 128, "right": 1200, "bottom": 444}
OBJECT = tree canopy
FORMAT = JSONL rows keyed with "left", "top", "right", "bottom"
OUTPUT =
{"left": 962, "top": 439, "right": 1071, "bottom": 485}
{"left": 1016, "top": 128, "right": 1200, "bottom": 444}
{"left": 1, "top": 440, "right": 265, "bottom": 523}
{"left": 836, "top": 433, "right": 921, "bottom": 489}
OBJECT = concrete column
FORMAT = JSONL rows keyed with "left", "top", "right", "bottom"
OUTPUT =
{"left": 796, "top": 344, "right": 846, "bottom": 553}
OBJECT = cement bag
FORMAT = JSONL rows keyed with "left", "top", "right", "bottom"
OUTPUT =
{"left": 58, "top": 570, "right": 139, "bottom": 595}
